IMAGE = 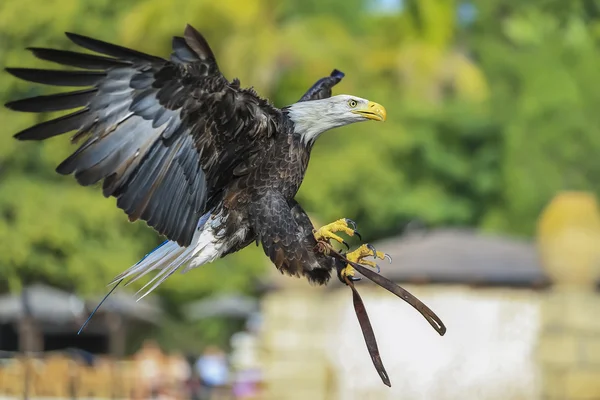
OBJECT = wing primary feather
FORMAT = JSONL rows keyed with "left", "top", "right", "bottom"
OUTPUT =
{"left": 118, "top": 142, "right": 170, "bottom": 220}
{"left": 164, "top": 172, "right": 188, "bottom": 238}
{"left": 75, "top": 146, "right": 134, "bottom": 186}
{"left": 14, "top": 108, "right": 90, "bottom": 140}
{"left": 5, "top": 89, "right": 97, "bottom": 112}
{"left": 65, "top": 32, "right": 164, "bottom": 63}
{"left": 5, "top": 68, "right": 106, "bottom": 87}
{"left": 70, "top": 117, "right": 145, "bottom": 178}
{"left": 28, "top": 47, "right": 130, "bottom": 69}
{"left": 138, "top": 138, "right": 185, "bottom": 224}
{"left": 145, "top": 162, "right": 179, "bottom": 227}
{"left": 56, "top": 137, "right": 98, "bottom": 175}
{"left": 100, "top": 124, "right": 160, "bottom": 197}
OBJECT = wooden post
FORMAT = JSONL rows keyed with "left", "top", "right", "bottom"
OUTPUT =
{"left": 106, "top": 312, "right": 125, "bottom": 357}
{"left": 106, "top": 312, "right": 125, "bottom": 399}
{"left": 18, "top": 289, "right": 42, "bottom": 400}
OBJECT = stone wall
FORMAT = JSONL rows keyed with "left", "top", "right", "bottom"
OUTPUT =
{"left": 260, "top": 287, "right": 336, "bottom": 400}
{"left": 260, "top": 284, "right": 544, "bottom": 400}
{"left": 537, "top": 289, "right": 600, "bottom": 399}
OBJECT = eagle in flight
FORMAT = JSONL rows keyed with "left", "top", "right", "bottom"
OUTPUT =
{"left": 5, "top": 25, "right": 389, "bottom": 296}
{"left": 6, "top": 25, "right": 447, "bottom": 387}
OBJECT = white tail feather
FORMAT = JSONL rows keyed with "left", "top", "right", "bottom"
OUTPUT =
{"left": 135, "top": 246, "right": 195, "bottom": 300}
{"left": 116, "top": 242, "right": 184, "bottom": 285}
{"left": 111, "top": 213, "right": 226, "bottom": 300}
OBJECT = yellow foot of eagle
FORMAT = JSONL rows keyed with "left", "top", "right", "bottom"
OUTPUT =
{"left": 339, "top": 243, "right": 392, "bottom": 282}
{"left": 313, "top": 218, "right": 361, "bottom": 249}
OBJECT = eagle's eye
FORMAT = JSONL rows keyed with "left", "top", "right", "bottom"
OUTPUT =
{"left": 348, "top": 99, "right": 358, "bottom": 108}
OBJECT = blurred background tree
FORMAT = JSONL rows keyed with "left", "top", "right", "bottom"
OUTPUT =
{"left": 1, "top": 0, "right": 600, "bottom": 348}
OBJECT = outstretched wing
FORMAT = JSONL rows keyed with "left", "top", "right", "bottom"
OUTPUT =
{"left": 298, "top": 69, "right": 345, "bottom": 102}
{"left": 250, "top": 192, "right": 340, "bottom": 285}
{"left": 5, "top": 25, "right": 281, "bottom": 247}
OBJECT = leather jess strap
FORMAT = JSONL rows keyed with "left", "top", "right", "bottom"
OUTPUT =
{"left": 327, "top": 248, "right": 447, "bottom": 387}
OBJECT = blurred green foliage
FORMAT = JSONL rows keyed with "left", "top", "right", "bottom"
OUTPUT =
{"left": 1, "top": 0, "right": 600, "bottom": 348}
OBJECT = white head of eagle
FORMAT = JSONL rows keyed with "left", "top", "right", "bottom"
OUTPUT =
{"left": 287, "top": 94, "right": 387, "bottom": 145}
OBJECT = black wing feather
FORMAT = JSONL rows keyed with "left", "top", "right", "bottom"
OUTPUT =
{"left": 5, "top": 89, "right": 97, "bottom": 112}
{"left": 298, "top": 69, "right": 345, "bottom": 102}
{"left": 13, "top": 109, "right": 89, "bottom": 140}
{"left": 65, "top": 32, "right": 163, "bottom": 63}
{"left": 5, "top": 24, "right": 281, "bottom": 247}
{"left": 27, "top": 47, "right": 131, "bottom": 69}
{"left": 5, "top": 68, "right": 106, "bottom": 87}
{"left": 171, "top": 37, "right": 200, "bottom": 64}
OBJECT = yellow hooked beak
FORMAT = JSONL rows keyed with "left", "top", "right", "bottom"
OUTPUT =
{"left": 352, "top": 101, "right": 387, "bottom": 122}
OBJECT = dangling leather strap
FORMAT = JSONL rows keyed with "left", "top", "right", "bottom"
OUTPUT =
{"left": 329, "top": 248, "right": 447, "bottom": 336}
{"left": 345, "top": 276, "right": 391, "bottom": 387}
{"left": 325, "top": 248, "right": 447, "bottom": 387}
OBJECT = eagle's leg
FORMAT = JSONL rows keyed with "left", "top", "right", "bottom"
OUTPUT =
{"left": 338, "top": 243, "right": 391, "bottom": 281}
{"left": 313, "top": 218, "right": 361, "bottom": 249}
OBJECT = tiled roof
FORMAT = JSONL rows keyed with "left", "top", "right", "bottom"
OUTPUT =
{"left": 354, "top": 228, "right": 549, "bottom": 287}
{"left": 0, "top": 284, "right": 162, "bottom": 324}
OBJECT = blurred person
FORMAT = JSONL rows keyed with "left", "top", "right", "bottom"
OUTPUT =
{"left": 167, "top": 351, "right": 192, "bottom": 398}
{"left": 134, "top": 340, "right": 165, "bottom": 399}
{"left": 230, "top": 313, "right": 263, "bottom": 399}
{"left": 184, "top": 353, "right": 203, "bottom": 400}
{"left": 196, "top": 346, "right": 229, "bottom": 400}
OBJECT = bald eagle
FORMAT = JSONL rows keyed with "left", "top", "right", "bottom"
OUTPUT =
{"left": 5, "top": 25, "right": 387, "bottom": 293}
{"left": 6, "top": 25, "right": 445, "bottom": 386}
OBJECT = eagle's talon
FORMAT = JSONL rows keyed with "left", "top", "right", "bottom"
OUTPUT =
{"left": 337, "top": 263, "right": 357, "bottom": 283}
{"left": 345, "top": 218, "right": 357, "bottom": 230}
{"left": 366, "top": 243, "right": 377, "bottom": 257}
{"left": 358, "top": 259, "right": 381, "bottom": 273}
{"left": 314, "top": 218, "right": 359, "bottom": 248}
{"left": 354, "top": 230, "right": 362, "bottom": 241}
{"left": 365, "top": 243, "right": 391, "bottom": 263}
{"left": 345, "top": 243, "right": 389, "bottom": 274}
{"left": 374, "top": 251, "right": 390, "bottom": 262}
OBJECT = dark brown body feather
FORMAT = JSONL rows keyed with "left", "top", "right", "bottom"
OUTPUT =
{"left": 5, "top": 25, "right": 346, "bottom": 285}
